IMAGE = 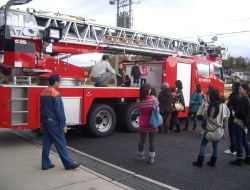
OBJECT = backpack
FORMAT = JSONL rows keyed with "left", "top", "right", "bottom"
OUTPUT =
{"left": 243, "top": 97, "right": 250, "bottom": 129}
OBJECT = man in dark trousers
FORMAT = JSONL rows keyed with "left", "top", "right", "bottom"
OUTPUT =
{"left": 40, "top": 74, "right": 80, "bottom": 170}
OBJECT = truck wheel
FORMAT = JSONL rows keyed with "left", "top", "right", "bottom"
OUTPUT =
{"left": 122, "top": 103, "right": 139, "bottom": 132}
{"left": 87, "top": 104, "right": 116, "bottom": 137}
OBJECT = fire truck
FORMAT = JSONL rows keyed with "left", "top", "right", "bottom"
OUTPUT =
{"left": 0, "top": 0, "right": 227, "bottom": 137}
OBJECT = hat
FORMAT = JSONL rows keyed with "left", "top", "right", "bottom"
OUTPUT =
{"left": 102, "top": 55, "right": 110, "bottom": 60}
{"left": 161, "top": 82, "right": 169, "bottom": 89}
{"left": 49, "top": 74, "right": 60, "bottom": 85}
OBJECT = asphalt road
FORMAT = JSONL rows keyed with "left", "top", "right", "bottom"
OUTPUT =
{"left": 65, "top": 119, "right": 250, "bottom": 190}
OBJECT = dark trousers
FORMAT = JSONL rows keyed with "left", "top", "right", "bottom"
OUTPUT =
{"left": 228, "top": 117, "right": 236, "bottom": 152}
{"left": 42, "top": 119, "right": 74, "bottom": 169}
{"left": 234, "top": 123, "right": 250, "bottom": 159}
{"left": 162, "top": 112, "right": 171, "bottom": 133}
{"left": 140, "top": 78, "right": 146, "bottom": 85}
{"left": 139, "top": 132, "right": 155, "bottom": 152}
{"left": 171, "top": 111, "right": 180, "bottom": 130}
{"left": 133, "top": 76, "right": 140, "bottom": 84}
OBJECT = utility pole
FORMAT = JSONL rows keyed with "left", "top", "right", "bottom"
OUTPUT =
{"left": 109, "top": 0, "right": 139, "bottom": 85}
{"left": 109, "top": 0, "right": 139, "bottom": 29}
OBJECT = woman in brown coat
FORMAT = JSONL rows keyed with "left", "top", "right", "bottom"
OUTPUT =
{"left": 158, "top": 82, "right": 173, "bottom": 134}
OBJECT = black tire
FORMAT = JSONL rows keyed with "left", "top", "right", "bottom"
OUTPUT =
{"left": 122, "top": 103, "right": 139, "bottom": 132}
{"left": 87, "top": 104, "right": 116, "bottom": 137}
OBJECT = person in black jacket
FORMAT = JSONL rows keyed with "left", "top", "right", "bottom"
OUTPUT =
{"left": 130, "top": 61, "right": 141, "bottom": 87}
{"left": 224, "top": 82, "right": 240, "bottom": 155}
{"left": 171, "top": 80, "right": 185, "bottom": 133}
{"left": 158, "top": 82, "right": 173, "bottom": 134}
{"left": 230, "top": 83, "right": 250, "bottom": 166}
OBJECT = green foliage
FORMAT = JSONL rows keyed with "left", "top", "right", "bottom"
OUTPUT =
{"left": 222, "top": 55, "right": 250, "bottom": 70}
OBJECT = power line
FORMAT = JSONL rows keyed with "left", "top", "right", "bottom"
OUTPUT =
{"left": 85, "top": 7, "right": 117, "bottom": 18}
{"left": 63, "top": 0, "right": 98, "bottom": 14}
{"left": 185, "top": 17, "right": 250, "bottom": 31}
{"left": 215, "top": 32, "right": 250, "bottom": 39}
{"left": 179, "top": 30, "right": 250, "bottom": 39}
{"left": 62, "top": 0, "right": 92, "bottom": 13}
{"left": 83, "top": 4, "right": 111, "bottom": 16}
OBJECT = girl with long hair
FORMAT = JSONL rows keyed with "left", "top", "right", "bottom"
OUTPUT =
{"left": 183, "top": 84, "right": 203, "bottom": 132}
{"left": 136, "top": 83, "right": 159, "bottom": 164}
{"left": 172, "top": 80, "right": 185, "bottom": 133}
{"left": 193, "top": 88, "right": 228, "bottom": 167}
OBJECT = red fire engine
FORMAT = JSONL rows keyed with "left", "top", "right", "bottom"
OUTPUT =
{"left": 0, "top": 0, "right": 227, "bottom": 137}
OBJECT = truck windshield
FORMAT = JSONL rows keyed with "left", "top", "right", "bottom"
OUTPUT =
{"left": 214, "top": 65, "right": 223, "bottom": 81}
{"left": 197, "top": 62, "right": 210, "bottom": 76}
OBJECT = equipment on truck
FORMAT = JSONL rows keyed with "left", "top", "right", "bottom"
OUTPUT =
{"left": 0, "top": 0, "right": 227, "bottom": 137}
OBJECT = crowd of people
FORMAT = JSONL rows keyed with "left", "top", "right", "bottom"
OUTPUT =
{"left": 136, "top": 81, "right": 250, "bottom": 168}
{"left": 90, "top": 55, "right": 148, "bottom": 87}
{"left": 88, "top": 55, "right": 250, "bottom": 167}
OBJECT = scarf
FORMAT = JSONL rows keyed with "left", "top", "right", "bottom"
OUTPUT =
{"left": 207, "top": 100, "right": 222, "bottom": 119}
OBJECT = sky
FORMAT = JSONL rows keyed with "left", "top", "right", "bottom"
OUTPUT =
{"left": 1, "top": 0, "right": 250, "bottom": 66}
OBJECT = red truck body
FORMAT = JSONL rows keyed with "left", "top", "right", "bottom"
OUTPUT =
{"left": 0, "top": 3, "right": 225, "bottom": 137}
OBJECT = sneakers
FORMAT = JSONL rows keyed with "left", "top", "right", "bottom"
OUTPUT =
{"left": 224, "top": 150, "right": 237, "bottom": 155}
{"left": 65, "top": 162, "right": 80, "bottom": 170}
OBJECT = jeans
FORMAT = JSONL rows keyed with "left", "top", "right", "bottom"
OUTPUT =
{"left": 140, "top": 78, "right": 146, "bottom": 85}
{"left": 234, "top": 123, "right": 250, "bottom": 158}
{"left": 186, "top": 112, "right": 197, "bottom": 128}
{"left": 228, "top": 117, "right": 236, "bottom": 152}
{"left": 171, "top": 111, "right": 180, "bottom": 130}
{"left": 139, "top": 132, "right": 155, "bottom": 152}
{"left": 201, "top": 118, "right": 206, "bottom": 129}
{"left": 199, "top": 135, "right": 219, "bottom": 157}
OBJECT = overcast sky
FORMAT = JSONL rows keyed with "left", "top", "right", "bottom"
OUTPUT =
{"left": 1, "top": 0, "right": 250, "bottom": 66}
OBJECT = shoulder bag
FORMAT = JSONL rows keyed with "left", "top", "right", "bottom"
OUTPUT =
{"left": 197, "top": 100, "right": 205, "bottom": 116}
{"left": 174, "top": 99, "right": 184, "bottom": 112}
{"left": 205, "top": 104, "right": 224, "bottom": 142}
{"left": 150, "top": 104, "right": 163, "bottom": 128}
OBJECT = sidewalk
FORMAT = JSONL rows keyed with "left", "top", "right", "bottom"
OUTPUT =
{"left": 0, "top": 129, "right": 133, "bottom": 190}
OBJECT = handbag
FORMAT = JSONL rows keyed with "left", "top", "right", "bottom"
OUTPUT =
{"left": 205, "top": 127, "right": 224, "bottom": 142}
{"left": 205, "top": 103, "right": 225, "bottom": 142}
{"left": 150, "top": 104, "right": 163, "bottom": 128}
{"left": 174, "top": 99, "right": 184, "bottom": 112}
{"left": 197, "top": 102, "right": 205, "bottom": 116}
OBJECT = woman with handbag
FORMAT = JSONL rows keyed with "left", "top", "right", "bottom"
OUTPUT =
{"left": 193, "top": 88, "right": 228, "bottom": 168}
{"left": 158, "top": 82, "right": 173, "bottom": 134}
{"left": 136, "top": 83, "right": 159, "bottom": 164}
{"left": 199, "top": 86, "right": 213, "bottom": 138}
{"left": 172, "top": 80, "right": 185, "bottom": 133}
{"left": 183, "top": 84, "right": 203, "bottom": 132}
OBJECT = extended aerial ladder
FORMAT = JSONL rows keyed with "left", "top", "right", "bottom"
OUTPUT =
{"left": 1, "top": 7, "right": 200, "bottom": 57}
{"left": 0, "top": 5, "right": 226, "bottom": 85}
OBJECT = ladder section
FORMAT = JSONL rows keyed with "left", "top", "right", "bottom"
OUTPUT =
{"left": 2, "top": 9, "right": 200, "bottom": 56}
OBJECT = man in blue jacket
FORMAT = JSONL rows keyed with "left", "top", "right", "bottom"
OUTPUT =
{"left": 40, "top": 74, "right": 80, "bottom": 170}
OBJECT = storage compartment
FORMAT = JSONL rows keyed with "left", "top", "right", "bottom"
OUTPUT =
{"left": 11, "top": 87, "right": 28, "bottom": 125}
